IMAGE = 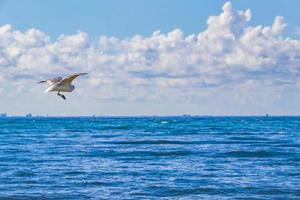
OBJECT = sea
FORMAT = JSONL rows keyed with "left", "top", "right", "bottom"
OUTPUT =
{"left": 0, "top": 116, "right": 299, "bottom": 199}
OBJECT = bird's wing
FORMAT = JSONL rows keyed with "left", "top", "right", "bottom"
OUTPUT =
{"left": 38, "top": 77, "right": 62, "bottom": 85}
{"left": 57, "top": 73, "right": 88, "bottom": 86}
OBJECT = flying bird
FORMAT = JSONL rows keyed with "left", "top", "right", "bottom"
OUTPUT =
{"left": 38, "top": 73, "right": 88, "bottom": 100}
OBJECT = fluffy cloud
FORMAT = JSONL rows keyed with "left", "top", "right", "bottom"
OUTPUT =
{"left": 1, "top": 1, "right": 300, "bottom": 106}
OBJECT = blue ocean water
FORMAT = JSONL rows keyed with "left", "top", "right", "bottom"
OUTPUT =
{"left": 0, "top": 117, "right": 299, "bottom": 199}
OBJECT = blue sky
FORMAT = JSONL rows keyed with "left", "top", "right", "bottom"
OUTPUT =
{"left": 0, "top": 0, "right": 299, "bottom": 38}
{"left": 0, "top": 1, "right": 300, "bottom": 116}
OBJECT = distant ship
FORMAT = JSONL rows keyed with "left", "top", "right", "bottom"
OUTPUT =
{"left": 0, "top": 113, "right": 7, "bottom": 118}
{"left": 26, "top": 114, "right": 33, "bottom": 118}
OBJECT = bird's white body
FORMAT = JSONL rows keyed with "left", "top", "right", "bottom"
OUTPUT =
{"left": 44, "top": 84, "right": 75, "bottom": 93}
{"left": 39, "top": 73, "right": 87, "bottom": 99}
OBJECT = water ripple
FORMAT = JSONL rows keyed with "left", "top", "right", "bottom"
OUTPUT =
{"left": 0, "top": 117, "right": 299, "bottom": 199}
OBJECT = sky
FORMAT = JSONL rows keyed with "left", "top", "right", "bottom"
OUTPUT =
{"left": 1, "top": 0, "right": 300, "bottom": 116}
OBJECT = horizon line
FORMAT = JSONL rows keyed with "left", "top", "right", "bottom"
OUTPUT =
{"left": 1, "top": 114, "right": 300, "bottom": 118}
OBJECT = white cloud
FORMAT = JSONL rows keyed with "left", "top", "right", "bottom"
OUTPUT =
{"left": 1, "top": 1, "right": 300, "bottom": 114}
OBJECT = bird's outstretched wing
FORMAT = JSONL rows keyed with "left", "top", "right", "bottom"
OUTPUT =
{"left": 38, "top": 77, "right": 62, "bottom": 85}
{"left": 57, "top": 73, "right": 88, "bottom": 86}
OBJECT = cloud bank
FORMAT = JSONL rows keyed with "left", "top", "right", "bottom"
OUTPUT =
{"left": 1, "top": 2, "right": 300, "bottom": 114}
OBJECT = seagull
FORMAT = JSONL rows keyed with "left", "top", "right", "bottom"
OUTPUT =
{"left": 38, "top": 73, "right": 88, "bottom": 100}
